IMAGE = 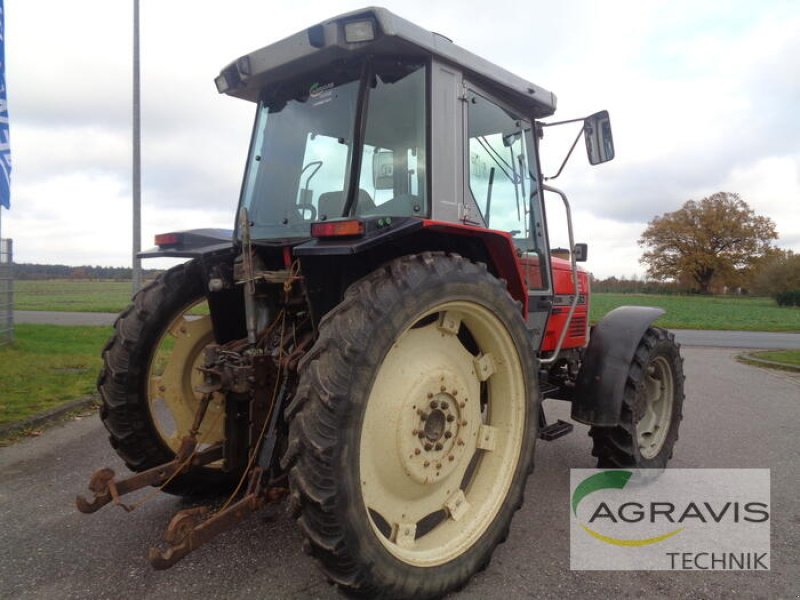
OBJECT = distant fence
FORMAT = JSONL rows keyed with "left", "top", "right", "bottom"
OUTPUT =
{"left": 0, "top": 238, "right": 13, "bottom": 344}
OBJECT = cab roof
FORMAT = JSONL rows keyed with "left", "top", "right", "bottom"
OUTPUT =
{"left": 216, "top": 6, "right": 557, "bottom": 119}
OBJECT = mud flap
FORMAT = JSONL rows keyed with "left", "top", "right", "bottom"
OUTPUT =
{"left": 571, "top": 306, "right": 664, "bottom": 426}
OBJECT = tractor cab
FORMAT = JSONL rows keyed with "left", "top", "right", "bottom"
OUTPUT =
{"left": 214, "top": 7, "right": 612, "bottom": 355}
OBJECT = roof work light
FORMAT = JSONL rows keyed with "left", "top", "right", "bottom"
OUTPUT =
{"left": 344, "top": 20, "right": 376, "bottom": 43}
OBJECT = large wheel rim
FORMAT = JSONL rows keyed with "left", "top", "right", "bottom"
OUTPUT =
{"left": 636, "top": 356, "right": 674, "bottom": 459}
{"left": 146, "top": 299, "right": 224, "bottom": 455}
{"left": 359, "top": 300, "right": 527, "bottom": 567}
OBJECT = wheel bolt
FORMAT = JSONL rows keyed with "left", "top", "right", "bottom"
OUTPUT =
{"left": 427, "top": 392, "right": 433, "bottom": 399}
{"left": 459, "top": 402, "right": 465, "bottom": 409}
{"left": 440, "top": 385, "right": 446, "bottom": 392}
{"left": 448, "top": 455, "right": 455, "bottom": 462}
{"left": 445, "top": 431, "right": 452, "bottom": 439}
{"left": 446, "top": 414, "right": 455, "bottom": 423}
{"left": 424, "top": 442, "right": 433, "bottom": 451}
{"left": 457, "top": 439, "right": 465, "bottom": 446}
{"left": 423, "top": 461, "right": 430, "bottom": 468}
{"left": 441, "top": 401, "right": 449, "bottom": 410}
{"left": 461, "top": 420, "right": 468, "bottom": 426}
{"left": 436, "top": 463, "right": 442, "bottom": 469}
{"left": 435, "top": 443, "right": 443, "bottom": 451}
{"left": 418, "top": 432, "right": 425, "bottom": 439}
{"left": 430, "top": 400, "right": 439, "bottom": 409}
{"left": 414, "top": 448, "right": 421, "bottom": 455}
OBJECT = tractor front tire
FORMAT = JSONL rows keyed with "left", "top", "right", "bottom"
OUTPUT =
{"left": 589, "top": 327, "right": 685, "bottom": 469}
{"left": 98, "top": 260, "right": 234, "bottom": 496}
{"left": 283, "top": 253, "right": 539, "bottom": 599}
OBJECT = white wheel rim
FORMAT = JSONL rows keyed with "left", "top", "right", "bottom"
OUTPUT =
{"left": 359, "top": 301, "right": 527, "bottom": 567}
{"left": 636, "top": 356, "right": 674, "bottom": 459}
{"left": 147, "top": 300, "right": 224, "bottom": 454}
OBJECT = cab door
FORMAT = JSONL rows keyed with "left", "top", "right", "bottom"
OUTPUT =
{"left": 462, "top": 85, "right": 553, "bottom": 340}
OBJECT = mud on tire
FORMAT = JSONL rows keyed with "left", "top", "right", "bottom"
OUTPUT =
{"left": 589, "top": 327, "right": 685, "bottom": 469}
{"left": 98, "top": 260, "right": 235, "bottom": 496}
{"left": 282, "top": 252, "right": 539, "bottom": 599}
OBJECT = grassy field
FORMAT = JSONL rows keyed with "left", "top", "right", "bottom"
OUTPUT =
{"left": 2, "top": 286, "right": 799, "bottom": 429}
{"left": 12, "top": 280, "right": 800, "bottom": 331}
{"left": 14, "top": 280, "right": 136, "bottom": 312}
{"left": 590, "top": 293, "right": 800, "bottom": 332}
{"left": 0, "top": 325, "right": 111, "bottom": 426}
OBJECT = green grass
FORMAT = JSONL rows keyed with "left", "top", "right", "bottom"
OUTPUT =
{"left": 590, "top": 293, "right": 800, "bottom": 332}
{"left": 12, "top": 280, "right": 800, "bottom": 332}
{"left": 14, "top": 279, "right": 134, "bottom": 312}
{"left": 751, "top": 350, "right": 800, "bottom": 367}
{"left": 0, "top": 324, "right": 111, "bottom": 425}
{"left": 3, "top": 288, "right": 798, "bottom": 428}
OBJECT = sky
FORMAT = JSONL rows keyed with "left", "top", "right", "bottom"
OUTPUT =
{"left": 2, "top": 0, "right": 799, "bottom": 278}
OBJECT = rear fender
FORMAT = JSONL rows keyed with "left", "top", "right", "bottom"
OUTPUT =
{"left": 420, "top": 220, "right": 527, "bottom": 313}
{"left": 293, "top": 217, "right": 528, "bottom": 325}
{"left": 571, "top": 306, "right": 665, "bottom": 426}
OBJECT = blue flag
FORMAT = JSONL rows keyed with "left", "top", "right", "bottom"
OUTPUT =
{"left": 0, "top": 0, "right": 10, "bottom": 210}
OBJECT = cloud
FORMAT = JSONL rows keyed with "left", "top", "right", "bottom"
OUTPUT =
{"left": 722, "top": 155, "right": 800, "bottom": 246}
{"left": 3, "top": 0, "right": 799, "bottom": 277}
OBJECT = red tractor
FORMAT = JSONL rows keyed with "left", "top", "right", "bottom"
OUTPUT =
{"left": 78, "top": 8, "right": 684, "bottom": 598}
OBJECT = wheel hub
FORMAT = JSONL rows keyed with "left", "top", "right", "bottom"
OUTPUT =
{"left": 636, "top": 356, "right": 674, "bottom": 459}
{"left": 400, "top": 380, "right": 476, "bottom": 485}
{"left": 423, "top": 408, "right": 446, "bottom": 442}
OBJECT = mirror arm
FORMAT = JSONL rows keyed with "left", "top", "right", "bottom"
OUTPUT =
{"left": 539, "top": 116, "right": 586, "bottom": 127}
{"left": 544, "top": 127, "right": 583, "bottom": 181}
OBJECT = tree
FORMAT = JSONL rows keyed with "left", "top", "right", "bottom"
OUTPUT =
{"left": 639, "top": 192, "right": 777, "bottom": 294}
{"left": 751, "top": 250, "right": 800, "bottom": 304}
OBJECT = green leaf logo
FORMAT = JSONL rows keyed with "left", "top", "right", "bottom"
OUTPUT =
{"left": 572, "top": 470, "right": 632, "bottom": 516}
{"left": 572, "top": 470, "right": 683, "bottom": 547}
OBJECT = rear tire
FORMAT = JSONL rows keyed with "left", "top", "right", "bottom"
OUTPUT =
{"left": 589, "top": 327, "right": 685, "bottom": 468}
{"left": 283, "top": 253, "right": 539, "bottom": 599}
{"left": 98, "top": 260, "right": 235, "bottom": 496}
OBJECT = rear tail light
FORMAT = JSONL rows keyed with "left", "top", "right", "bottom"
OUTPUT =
{"left": 311, "top": 219, "right": 365, "bottom": 238}
{"left": 155, "top": 232, "right": 182, "bottom": 247}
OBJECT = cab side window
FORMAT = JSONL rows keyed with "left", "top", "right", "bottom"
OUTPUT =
{"left": 467, "top": 93, "right": 532, "bottom": 240}
{"left": 467, "top": 91, "right": 549, "bottom": 292}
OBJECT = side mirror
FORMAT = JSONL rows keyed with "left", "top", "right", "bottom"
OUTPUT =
{"left": 574, "top": 243, "right": 588, "bottom": 262}
{"left": 372, "top": 149, "right": 394, "bottom": 190}
{"left": 584, "top": 111, "right": 614, "bottom": 165}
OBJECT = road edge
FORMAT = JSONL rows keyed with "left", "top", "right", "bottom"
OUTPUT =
{"left": 0, "top": 394, "right": 99, "bottom": 438}
{"left": 736, "top": 352, "right": 800, "bottom": 373}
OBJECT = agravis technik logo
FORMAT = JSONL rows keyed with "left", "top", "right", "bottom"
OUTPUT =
{"left": 570, "top": 469, "right": 770, "bottom": 570}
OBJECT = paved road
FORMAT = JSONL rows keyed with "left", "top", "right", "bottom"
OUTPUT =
{"left": 672, "top": 329, "right": 800, "bottom": 350}
{"left": 14, "top": 311, "right": 800, "bottom": 349}
{"left": 1, "top": 347, "right": 797, "bottom": 599}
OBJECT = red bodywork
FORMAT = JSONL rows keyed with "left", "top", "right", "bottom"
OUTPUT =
{"left": 420, "top": 220, "right": 590, "bottom": 354}
{"left": 542, "top": 257, "right": 589, "bottom": 353}
{"left": 421, "top": 220, "right": 529, "bottom": 313}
